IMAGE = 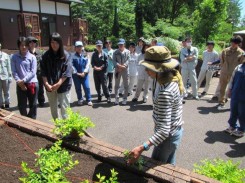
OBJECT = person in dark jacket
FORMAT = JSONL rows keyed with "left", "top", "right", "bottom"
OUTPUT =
{"left": 72, "top": 41, "right": 92, "bottom": 106}
{"left": 225, "top": 53, "right": 245, "bottom": 137}
{"left": 40, "top": 32, "right": 72, "bottom": 119}
{"left": 91, "top": 40, "right": 111, "bottom": 103}
{"left": 27, "top": 36, "right": 45, "bottom": 107}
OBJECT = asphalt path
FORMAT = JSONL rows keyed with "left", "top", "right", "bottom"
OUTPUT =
{"left": 7, "top": 71, "right": 245, "bottom": 171}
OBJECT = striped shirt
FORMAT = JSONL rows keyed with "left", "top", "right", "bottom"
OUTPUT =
{"left": 149, "top": 81, "right": 183, "bottom": 146}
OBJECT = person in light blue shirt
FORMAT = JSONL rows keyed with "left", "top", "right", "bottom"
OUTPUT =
{"left": 72, "top": 41, "right": 92, "bottom": 106}
{"left": 180, "top": 37, "right": 199, "bottom": 100}
{"left": 11, "top": 37, "right": 38, "bottom": 119}
{"left": 0, "top": 43, "right": 12, "bottom": 109}
{"left": 103, "top": 40, "right": 114, "bottom": 93}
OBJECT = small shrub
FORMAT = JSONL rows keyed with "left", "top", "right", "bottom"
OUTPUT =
{"left": 19, "top": 140, "right": 79, "bottom": 183}
{"left": 157, "top": 37, "right": 182, "bottom": 54}
{"left": 84, "top": 45, "right": 96, "bottom": 52}
{"left": 194, "top": 159, "right": 245, "bottom": 183}
{"left": 53, "top": 108, "right": 95, "bottom": 138}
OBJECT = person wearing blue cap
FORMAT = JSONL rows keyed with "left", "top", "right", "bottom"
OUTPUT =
{"left": 113, "top": 38, "right": 130, "bottom": 105}
{"left": 91, "top": 40, "right": 111, "bottom": 103}
{"left": 72, "top": 41, "right": 92, "bottom": 106}
{"left": 225, "top": 53, "right": 245, "bottom": 137}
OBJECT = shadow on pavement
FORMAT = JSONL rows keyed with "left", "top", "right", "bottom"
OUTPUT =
{"left": 204, "top": 130, "right": 240, "bottom": 144}
{"left": 197, "top": 106, "right": 230, "bottom": 114}
{"left": 127, "top": 104, "right": 153, "bottom": 112}
{"left": 226, "top": 143, "right": 245, "bottom": 158}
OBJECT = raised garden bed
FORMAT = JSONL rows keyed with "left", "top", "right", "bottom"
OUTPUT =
{"left": 0, "top": 110, "right": 220, "bottom": 183}
{"left": 0, "top": 122, "right": 156, "bottom": 182}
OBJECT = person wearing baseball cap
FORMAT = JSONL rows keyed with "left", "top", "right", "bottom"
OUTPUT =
{"left": 0, "top": 43, "right": 12, "bottom": 109}
{"left": 113, "top": 38, "right": 130, "bottom": 105}
{"left": 103, "top": 40, "right": 114, "bottom": 93}
{"left": 127, "top": 46, "right": 184, "bottom": 165}
{"left": 27, "top": 36, "right": 46, "bottom": 107}
{"left": 72, "top": 41, "right": 92, "bottom": 106}
{"left": 91, "top": 40, "right": 111, "bottom": 103}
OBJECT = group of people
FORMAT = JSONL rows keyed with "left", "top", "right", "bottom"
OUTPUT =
{"left": 0, "top": 32, "right": 244, "bottom": 166}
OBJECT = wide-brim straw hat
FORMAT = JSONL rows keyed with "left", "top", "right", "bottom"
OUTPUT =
{"left": 140, "top": 46, "right": 179, "bottom": 73}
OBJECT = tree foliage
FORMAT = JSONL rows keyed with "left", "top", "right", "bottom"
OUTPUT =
{"left": 71, "top": 0, "right": 243, "bottom": 45}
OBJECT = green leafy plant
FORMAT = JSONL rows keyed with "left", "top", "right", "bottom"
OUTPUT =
{"left": 53, "top": 108, "right": 95, "bottom": 138}
{"left": 123, "top": 150, "right": 144, "bottom": 170}
{"left": 95, "top": 169, "right": 119, "bottom": 183}
{"left": 19, "top": 140, "right": 79, "bottom": 183}
{"left": 84, "top": 45, "right": 96, "bottom": 52}
{"left": 194, "top": 159, "right": 245, "bottom": 183}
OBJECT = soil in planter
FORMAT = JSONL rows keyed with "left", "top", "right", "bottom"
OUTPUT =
{"left": 0, "top": 124, "right": 158, "bottom": 183}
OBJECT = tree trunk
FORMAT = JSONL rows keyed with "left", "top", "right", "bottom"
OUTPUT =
{"left": 112, "top": 5, "right": 119, "bottom": 38}
{"left": 135, "top": 0, "right": 143, "bottom": 38}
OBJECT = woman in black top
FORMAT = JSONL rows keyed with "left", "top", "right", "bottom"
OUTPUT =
{"left": 40, "top": 32, "right": 72, "bottom": 119}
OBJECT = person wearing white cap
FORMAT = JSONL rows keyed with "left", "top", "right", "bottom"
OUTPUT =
{"left": 0, "top": 43, "right": 12, "bottom": 109}
{"left": 113, "top": 38, "right": 130, "bottom": 105}
{"left": 72, "top": 41, "right": 92, "bottom": 106}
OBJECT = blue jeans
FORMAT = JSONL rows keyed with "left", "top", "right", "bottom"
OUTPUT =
{"left": 151, "top": 127, "right": 183, "bottom": 165}
{"left": 228, "top": 99, "right": 245, "bottom": 132}
{"left": 72, "top": 74, "right": 92, "bottom": 102}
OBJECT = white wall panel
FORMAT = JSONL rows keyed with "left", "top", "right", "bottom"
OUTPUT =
{"left": 40, "top": 0, "right": 55, "bottom": 14}
{"left": 22, "top": 0, "right": 39, "bottom": 12}
{"left": 57, "top": 2, "right": 69, "bottom": 16}
{"left": 0, "top": 0, "right": 20, "bottom": 10}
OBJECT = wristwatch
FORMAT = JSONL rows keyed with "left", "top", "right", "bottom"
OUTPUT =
{"left": 143, "top": 142, "right": 150, "bottom": 151}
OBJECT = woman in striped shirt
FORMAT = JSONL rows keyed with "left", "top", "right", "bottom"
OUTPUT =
{"left": 128, "top": 46, "right": 184, "bottom": 165}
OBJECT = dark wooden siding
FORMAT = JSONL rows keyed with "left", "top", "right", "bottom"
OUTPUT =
{"left": 0, "top": 10, "right": 20, "bottom": 49}
{"left": 56, "top": 15, "right": 72, "bottom": 46}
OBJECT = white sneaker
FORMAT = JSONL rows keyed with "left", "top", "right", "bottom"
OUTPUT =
{"left": 217, "top": 104, "right": 225, "bottom": 110}
{"left": 77, "top": 99, "right": 83, "bottom": 106}
{"left": 87, "top": 101, "right": 93, "bottom": 106}
{"left": 232, "top": 130, "right": 244, "bottom": 137}
{"left": 122, "top": 99, "right": 127, "bottom": 105}
{"left": 143, "top": 98, "right": 147, "bottom": 103}
{"left": 114, "top": 98, "right": 119, "bottom": 105}
{"left": 225, "top": 127, "right": 236, "bottom": 134}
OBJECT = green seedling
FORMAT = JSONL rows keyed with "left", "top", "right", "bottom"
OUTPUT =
{"left": 123, "top": 150, "right": 145, "bottom": 170}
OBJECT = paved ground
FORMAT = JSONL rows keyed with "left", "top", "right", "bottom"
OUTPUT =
{"left": 7, "top": 71, "right": 245, "bottom": 171}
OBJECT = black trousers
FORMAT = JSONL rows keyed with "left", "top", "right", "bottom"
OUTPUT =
{"left": 107, "top": 72, "right": 113, "bottom": 93}
{"left": 37, "top": 75, "right": 45, "bottom": 104}
{"left": 16, "top": 83, "right": 38, "bottom": 119}
{"left": 93, "top": 71, "right": 110, "bottom": 98}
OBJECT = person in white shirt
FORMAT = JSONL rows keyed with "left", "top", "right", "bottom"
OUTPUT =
{"left": 0, "top": 43, "right": 12, "bottom": 109}
{"left": 197, "top": 41, "right": 219, "bottom": 96}
{"left": 128, "top": 42, "right": 139, "bottom": 95}
{"left": 132, "top": 42, "right": 151, "bottom": 103}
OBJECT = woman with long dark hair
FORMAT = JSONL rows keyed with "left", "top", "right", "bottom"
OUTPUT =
{"left": 11, "top": 37, "right": 38, "bottom": 119}
{"left": 40, "top": 32, "right": 72, "bottom": 119}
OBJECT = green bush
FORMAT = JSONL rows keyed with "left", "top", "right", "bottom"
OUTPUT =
{"left": 194, "top": 159, "right": 245, "bottom": 183}
{"left": 19, "top": 140, "right": 79, "bottom": 183}
{"left": 157, "top": 37, "right": 182, "bottom": 54}
{"left": 53, "top": 108, "right": 95, "bottom": 138}
{"left": 84, "top": 45, "right": 96, "bottom": 52}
